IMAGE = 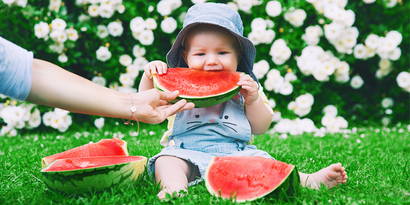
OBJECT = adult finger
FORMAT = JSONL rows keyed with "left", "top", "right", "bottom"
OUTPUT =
{"left": 158, "top": 90, "right": 179, "bottom": 101}
{"left": 160, "top": 99, "right": 188, "bottom": 117}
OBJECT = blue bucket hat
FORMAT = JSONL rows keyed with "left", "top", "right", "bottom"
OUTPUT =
{"left": 166, "top": 2, "right": 257, "bottom": 81}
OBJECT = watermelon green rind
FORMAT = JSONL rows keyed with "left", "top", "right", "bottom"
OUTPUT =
{"left": 41, "top": 156, "right": 147, "bottom": 193}
{"left": 41, "top": 138, "right": 128, "bottom": 168}
{"left": 205, "top": 156, "right": 299, "bottom": 203}
{"left": 152, "top": 69, "right": 241, "bottom": 108}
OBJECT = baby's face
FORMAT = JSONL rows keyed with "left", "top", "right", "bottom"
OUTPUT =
{"left": 184, "top": 30, "right": 239, "bottom": 72}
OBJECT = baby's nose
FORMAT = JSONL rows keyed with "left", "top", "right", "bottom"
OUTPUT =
{"left": 209, "top": 119, "right": 216, "bottom": 123}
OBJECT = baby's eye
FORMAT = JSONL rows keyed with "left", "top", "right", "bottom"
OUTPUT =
{"left": 194, "top": 53, "right": 205, "bottom": 56}
{"left": 219, "top": 51, "right": 229, "bottom": 55}
{"left": 224, "top": 115, "right": 229, "bottom": 119}
{"left": 195, "top": 114, "right": 200, "bottom": 118}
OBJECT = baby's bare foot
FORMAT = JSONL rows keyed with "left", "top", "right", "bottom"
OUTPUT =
{"left": 299, "top": 163, "right": 347, "bottom": 189}
{"left": 157, "top": 186, "right": 187, "bottom": 200}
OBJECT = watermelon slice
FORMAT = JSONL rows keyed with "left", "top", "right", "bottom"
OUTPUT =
{"left": 41, "top": 138, "right": 128, "bottom": 168}
{"left": 153, "top": 68, "right": 240, "bottom": 107}
{"left": 41, "top": 156, "right": 147, "bottom": 193}
{"left": 205, "top": 156, "right": 299, "bottom": 202}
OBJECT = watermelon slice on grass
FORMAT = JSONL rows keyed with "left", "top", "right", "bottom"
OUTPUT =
{"left": 42, "top": 138, "right": 128, "bottom": 168}
{"left": 41, "top": 156, "right": 147, "bottom": 193}
{"left": 205, "top": 156, "right": 300, "bottom": 202}
{"left": 41, "top": 138, "right": 147, "bottom": 193}
{"left": 153, "top": 68, "right": 241, "bottom": 108}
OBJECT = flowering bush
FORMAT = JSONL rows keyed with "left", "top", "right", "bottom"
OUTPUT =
{"left": 0, "top": 0, "right": 409, "bottom": 136}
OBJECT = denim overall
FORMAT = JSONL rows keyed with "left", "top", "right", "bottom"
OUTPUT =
{"left": 148, "top": 95, "right": 272, "bottom": 186}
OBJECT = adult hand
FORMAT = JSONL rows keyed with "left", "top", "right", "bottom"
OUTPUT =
{"left": 133, "top": 89, "right": 194, "bottom": 124}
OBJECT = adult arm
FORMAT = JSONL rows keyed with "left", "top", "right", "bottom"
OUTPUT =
{"left": 27, "top": 59, "right": 193, "bottom": 124}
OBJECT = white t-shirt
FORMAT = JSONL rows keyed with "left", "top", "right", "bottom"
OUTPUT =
{"left": 0, "top": 36, "right": 33, "bottom": 100}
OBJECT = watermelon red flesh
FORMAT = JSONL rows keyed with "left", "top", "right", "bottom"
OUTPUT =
{"left": 42, "top": 156, "right": 144, "bottom": 172}
{"left": 41, "top": 138, "right": 128, "bottom": 168}
{"left": 154, "top": 68, "right": 240, "bottom": 98}
{"left": 205, "top": 156, "right": 295, "bottom": 202}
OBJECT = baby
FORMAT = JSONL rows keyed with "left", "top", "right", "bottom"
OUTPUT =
{"left": 139, "top": 3, "right": 347, "bottom": 200}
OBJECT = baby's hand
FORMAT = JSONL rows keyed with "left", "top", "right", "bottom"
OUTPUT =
{"left": 144, "top": 60, "right": 168, "bottom": 79}
{"left": 237, "top": 73, "right": 259, "bottom": 105}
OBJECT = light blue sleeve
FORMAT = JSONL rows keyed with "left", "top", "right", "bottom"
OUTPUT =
{"left": 0, "top": 36, "right": 33, "bottom": 101}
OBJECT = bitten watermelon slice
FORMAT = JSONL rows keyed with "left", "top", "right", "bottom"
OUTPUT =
{"left": 41, "top": 138, "right": 128, "bottom": 168}
{"left": 205, "top": 156, "right": 299, "bottom": 202}
{"left": 153, "top": 68, "right": 240, "bottom": 107}
{"left": 41, "top": 156, "right": 147, "bottom": 193}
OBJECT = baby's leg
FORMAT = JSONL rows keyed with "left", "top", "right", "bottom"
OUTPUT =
{"left": 299, "top": 163, "right": 348, "bottom": 189}
{"left": 154, "top": 156, "right": 192, "bottom": 199}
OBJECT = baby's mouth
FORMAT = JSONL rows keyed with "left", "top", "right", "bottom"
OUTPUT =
{"left": 203, "top": 66, "right": 223, "bottom": 71}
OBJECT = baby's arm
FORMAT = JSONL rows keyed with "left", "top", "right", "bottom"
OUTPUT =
{"left": 138, "top": 60, "right": 168, "bottom": 91}
{"left": 238, "top": 73, "right": 273, "bottom": 134}
{"left": 245, "top": 90, "right": 273, "bottom": 134}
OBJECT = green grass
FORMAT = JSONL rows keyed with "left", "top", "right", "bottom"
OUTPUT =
{"left": 1, "top": 122, "right": 409, "bottom": 204}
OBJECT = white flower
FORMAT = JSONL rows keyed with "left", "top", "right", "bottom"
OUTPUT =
{"left": 126, "top": 64, "right": 140, "bottom": 78}
{"left": 49, "top": 30, "right": 67, "bottom": 43}
{"left": 161, "top": 17, "right": 177, "bottom": 34}
{"left": 268, "top": 99, "right": 276, "bottom": 108}
{"left": 284, "top": 8, "right": 306, "bottom": 27}
{"left": 269, "top": 39, "right": 291, "bottom": 65}
{"left": 381, "top": 117, "right": 390, "bottom": 126}
{"left": 94, "top": 118, "right": 105, "bottom": 129}
{"left": 365, "top": 34, "right": 380, "bottom": 49}
{"left": 92, "top": 76, "right": 106, "bottom": 87}
{"left": 145, "top": 18, "right": 157, "bottom": 30}
{"left": 253, "top": 60, "right": 270, "bottom": 79}
{"left": 49, "top": 0, "right": 62, "bottom": 12}
{"left": 353, "top": 44, "right": 368, "bottom": 59}
{"left": 386, "top": 0, "right": 397, "bottom": 8}
{"left": 2, "top": 0, "right": 15, "bottom": 6}
{"left": 58, "top": 54, "right": 68, "bottom": 63}
{"left": 27, "top": 108, "right": 41, "bottom": 129}
{"left": 296, "top": 93, "right": 314, "bottom": 109}
{"left": 97, "top": 25, "right": 109, "bottom": 38}
{"left": 251, "top": 18, "right": 267, "bottom": 31}
{"left": 284, "top": 72, "right": 297, "bottom": 82}
{"left": 133, "top": 45, "right": 146, "bottom": 57}
{"left": 13, "top": 0, "right": 26, "bottom": 7}
{"left": 130, "top": 17, "right": 146, "bottom": 32}
{"left": 350, "top": 75, "right": 364, "bottom": 89}
{"left": 96, "top": 46, "right": 112, "bottom": 62}
{"left": 363, "top": 0, "right": 376, "bottom": 3}
{"left": 34, "top": 22, "right": 50, "bottom": 39}
{"left": 88, "top": 5, "right": 99, "bottom": 17}
{"left": 108, "top": 21, "right": 123, "bottom": 37}
{"left": 51, "top": 18, "right": 67, "bottom": 32}
{"left": 381, "top": 98, "right": 394, "bottom": 108}
{"left": 138, "top": 30, "right": 154, "bottom": 45}
{"left": 323, "top": 105, "right": 338, "bottom": 117}
{"left": 0, "top": 106, "right": 25, "bottom": 128}
{"left": 388, "top": 47, "right": 401, "bottom": 61}
{"left": 266, "top": 1, "right": 281, "bottom": 17}
{"left": 191, "top": 0, "right": 207, "bottom": 3}
{"left": 65, "top": 28, "right": 79, "bottom": 41}
{"left": 133, "top": 57, "right": 148, "bottom": 70}
{"left": 119, "top": 54, "right": 133, "bottom": 67}
{"left": 396, "top": 71, "right": 410, "bottom": 92}
{"left": 324, "top": 22, "right": 343, "bottom": 41}
{"left": 279, "top": 82, "right": 293, "bottom": 95}
{"left": 236, "top": 0, "right": 253, "bottom": 13}
{"left": 386, "top": 30, "right": 402, "bottom": 46}
{"left": 49, "top": 43, "right": 64, "bottom": 53}
{"left": 119, "top": 73, "right": 135, "bottom": 87}
{"left": 98, "top": 4, "right": 115, "bottom": 18}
